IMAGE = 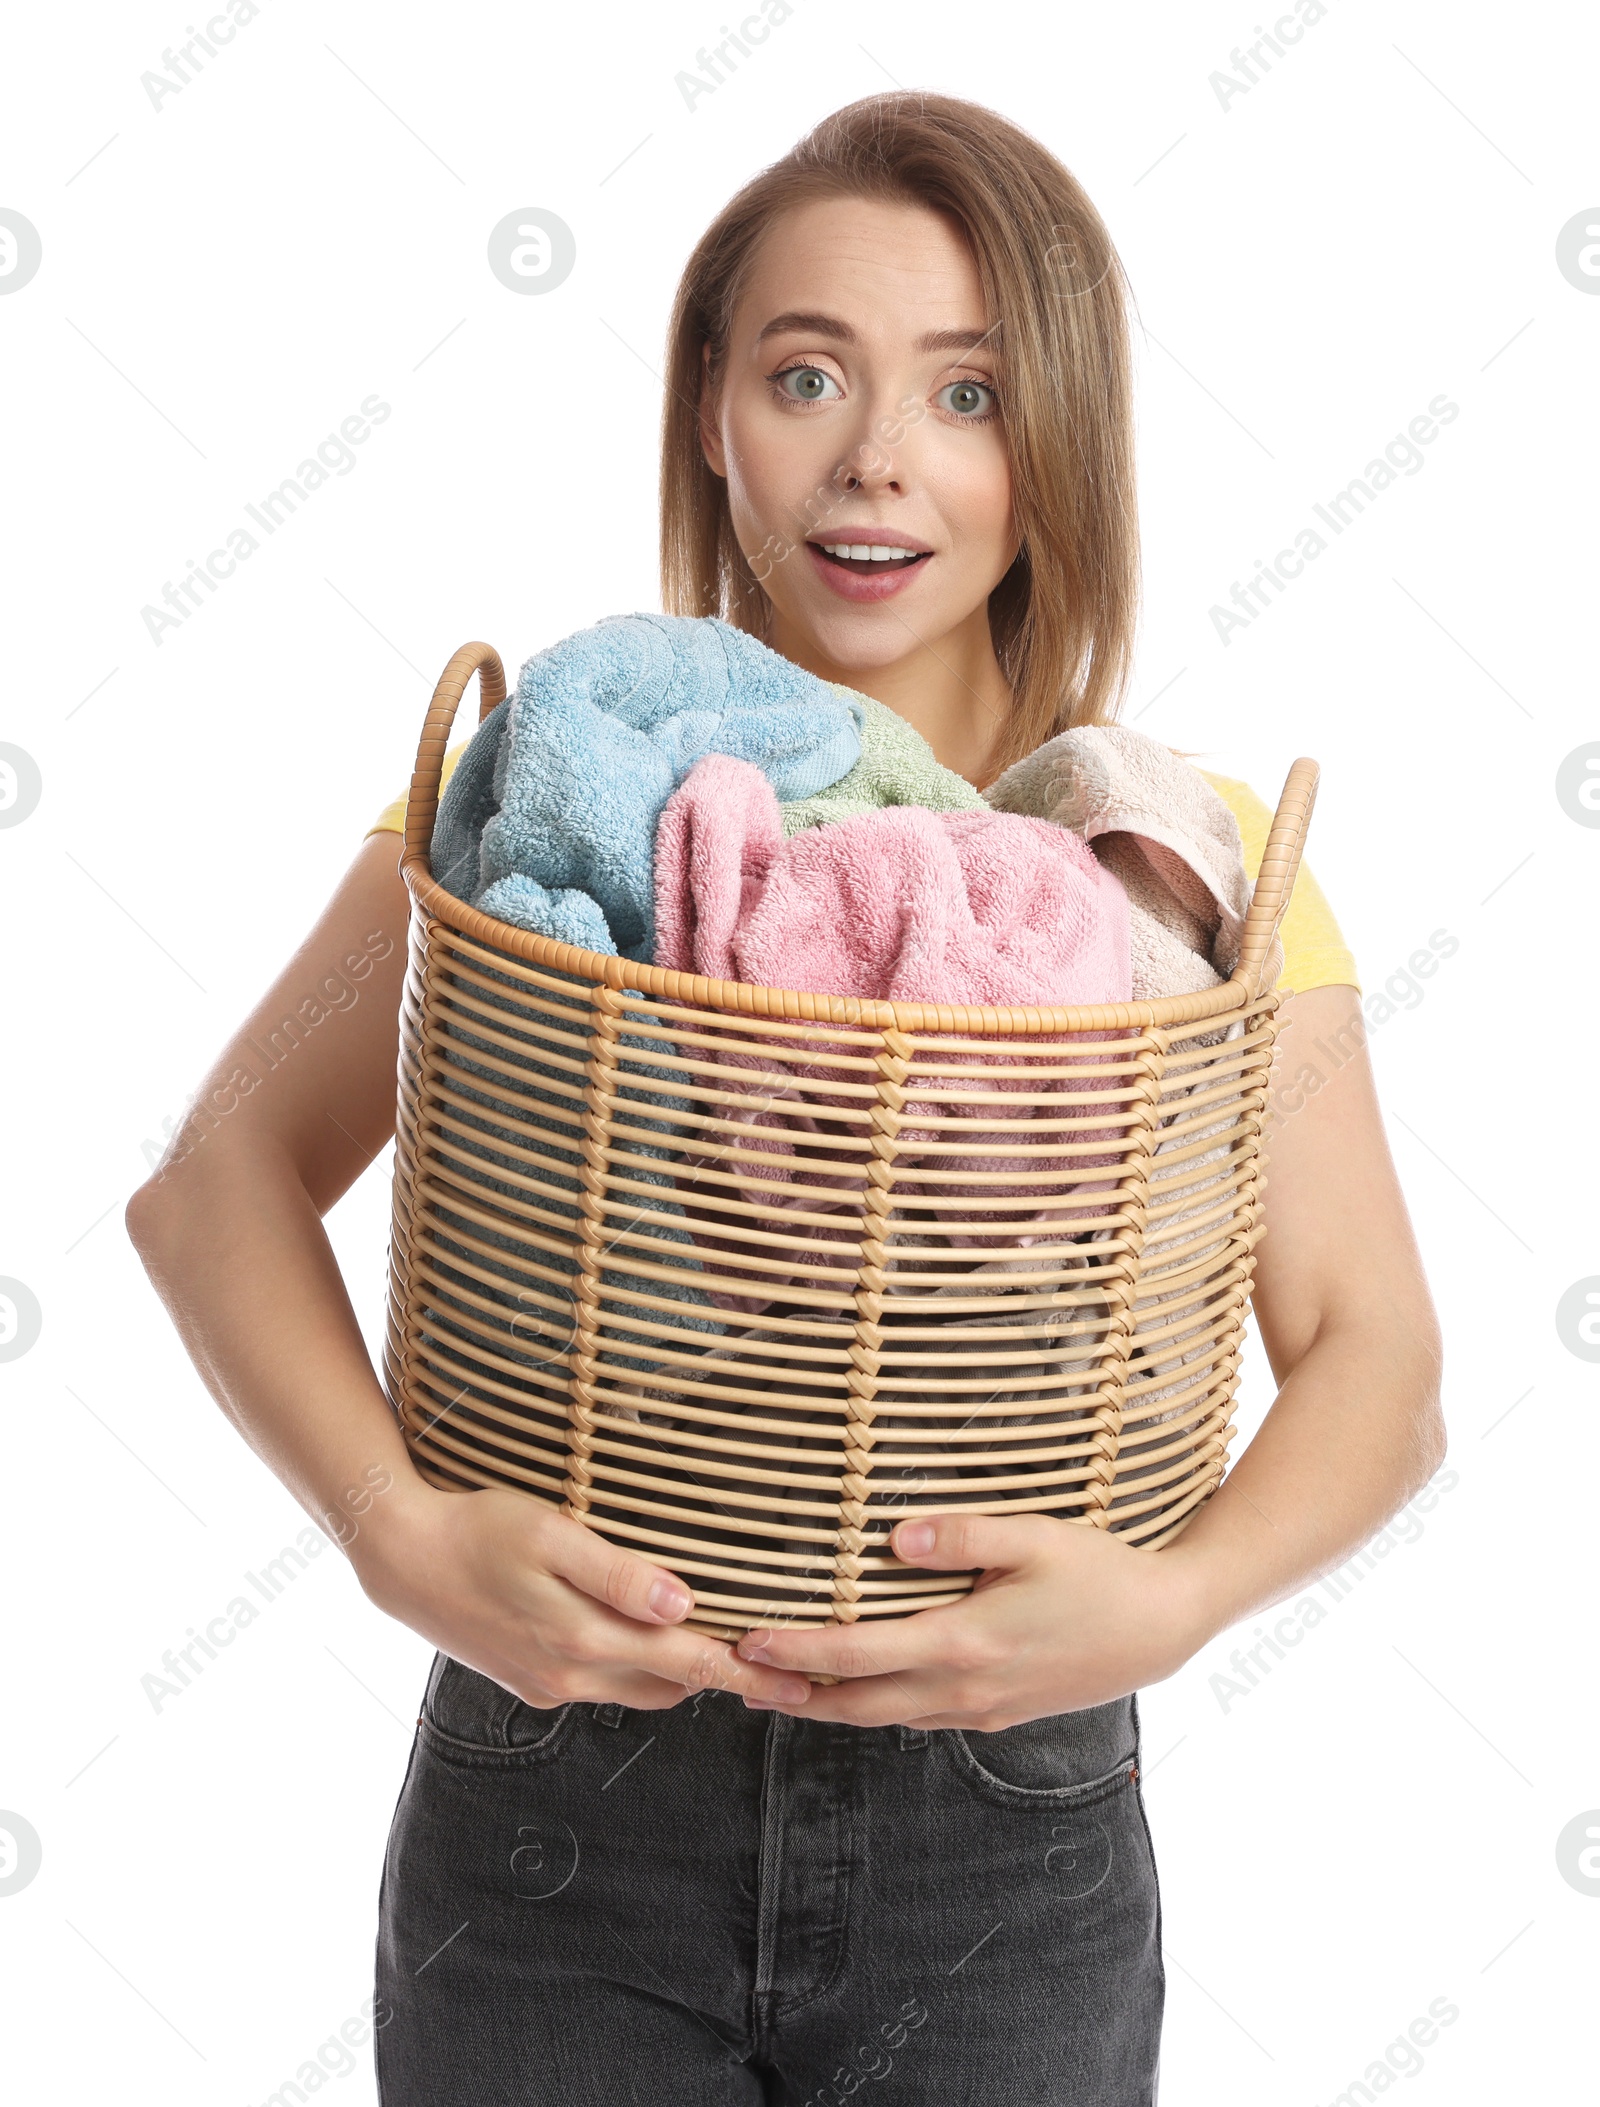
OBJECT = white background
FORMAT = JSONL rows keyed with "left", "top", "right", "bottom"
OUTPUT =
{"left": 2, "top": 0, "right": 1596, "bottom": 2099}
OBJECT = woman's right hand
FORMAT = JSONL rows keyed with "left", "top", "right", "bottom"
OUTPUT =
{"left": 351, "top": 1475, "right": 816, "bottom": 1711}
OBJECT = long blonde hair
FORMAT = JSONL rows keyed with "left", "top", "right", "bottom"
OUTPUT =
{"left": 659, "top": 91, "right": 1140, "bottom": 778}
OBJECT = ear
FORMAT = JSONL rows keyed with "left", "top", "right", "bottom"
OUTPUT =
{"left": 699, "top": 339, "right": 728, "bottom": 480}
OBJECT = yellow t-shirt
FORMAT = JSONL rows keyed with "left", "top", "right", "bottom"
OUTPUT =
{"left": 367, "top": 749, "right": 1358, "bottom": 998}
{"left": 1194, "top": 771, "right": 1359, "bottom": 996}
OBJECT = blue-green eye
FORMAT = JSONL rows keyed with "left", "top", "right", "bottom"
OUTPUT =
{"left": 773, "top": 365, "right": 841, "bottom": 402}
{"left": 937, "top": 378, "right": 997, "bottom": 419}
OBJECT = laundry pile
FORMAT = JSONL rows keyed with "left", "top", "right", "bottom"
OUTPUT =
{"left": 431, "top": 611, "right": 1269, "bottom": 994}
{"left": 421, "top": 614, "right": 1267, "bottom": 1491}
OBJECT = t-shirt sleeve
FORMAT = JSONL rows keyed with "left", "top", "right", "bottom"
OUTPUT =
{"left": 1200, "top": 771, "right": 1360, "bottom": 997}
{"left": 365, "top": 740, "right": 471, "bottom": 841}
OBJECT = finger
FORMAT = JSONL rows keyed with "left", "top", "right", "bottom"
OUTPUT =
{"left": 573, "top": 1670, "right": 709, "bottom": 1711}
{"left": 467, "top": 1641, "right": 699, "bottom": 1714}
{"left": 538, "top": 1666, "right": 700, "bottom": 1711}
{"left": 528, "top": 1516, "right": 814, "bottom": 1702}
{"left": 746, "top": 1673, "right": 945, "bottom": 1730}
{"left": 735, "top": 1599, "right": 973, "bottom": 1678}
{"left": 638, "top": 1625, "right": 816, "bottom": 1707}
{"left": 535, "top": 1508, "right": 701, "bottom": 1626}
{"left": 887, "top": 1510, "right": 1056, "bottom": 1575}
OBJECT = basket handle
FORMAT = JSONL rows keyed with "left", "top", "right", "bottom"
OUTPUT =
{"left": 401, "top": 642, "right": 507, "bottom": 870}
{"left": 1232, "top": 756, "right": 1320, "bottom": 1000}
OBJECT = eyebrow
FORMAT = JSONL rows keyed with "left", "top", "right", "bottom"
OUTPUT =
{"left": 754, "top": 310, "right": 998, "bottom": 358}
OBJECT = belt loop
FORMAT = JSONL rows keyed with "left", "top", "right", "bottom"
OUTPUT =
{"left": 597, "top": 1702, "right": 624, "bottom": 1729}
{"left": 897, "top": 1723, "right": 929, "bottom": 1750}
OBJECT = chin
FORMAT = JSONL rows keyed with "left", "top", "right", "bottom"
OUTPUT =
{"left": 772, "top": 581, "right": 956, "bottom": 668}
{"left": 800, "top": 604, "right": 926, "bottom": 669}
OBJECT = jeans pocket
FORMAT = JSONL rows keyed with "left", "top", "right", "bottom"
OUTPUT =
{"left": 947, "top": 1697, "right": 1140, "bottom": 1811}
{"left": 417, "top": 1652, "right": 578, "bottom": 1767}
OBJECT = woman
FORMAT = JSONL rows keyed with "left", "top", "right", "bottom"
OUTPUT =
{"left": 128, "top": 93, "right": 1444, "bottom": 2105}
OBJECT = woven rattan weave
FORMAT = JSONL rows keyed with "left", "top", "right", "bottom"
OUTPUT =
{"left": 383, "top": 642, "right": 1317, "bottom": 1644}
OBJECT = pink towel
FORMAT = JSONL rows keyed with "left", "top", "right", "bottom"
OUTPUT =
{"left": 652, "top": 755, "right": 1134, "bottom": 1314}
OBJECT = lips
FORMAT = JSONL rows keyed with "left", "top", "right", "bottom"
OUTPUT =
{"left": 803, "top": 535, "right": 933, "bottom": 603}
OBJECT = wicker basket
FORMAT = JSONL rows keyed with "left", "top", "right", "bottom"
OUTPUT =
{"left": 383, "top": 642, "right": 1318, "bottom": 1645}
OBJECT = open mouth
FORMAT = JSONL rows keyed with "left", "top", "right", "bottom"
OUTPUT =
{"left": 810, "top": 541, "right": 932, "bottom": 573}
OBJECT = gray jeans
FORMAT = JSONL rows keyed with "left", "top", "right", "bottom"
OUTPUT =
{"left": 374, "top": 1654, "right": 1164, "bottom": 2103}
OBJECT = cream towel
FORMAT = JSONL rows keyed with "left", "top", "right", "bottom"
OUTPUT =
{"left": 983, "top": 724, "right": 1283, "bottom": 1000}
{"left": 977, "top": 725, "right": 1289, "bottom": 1488}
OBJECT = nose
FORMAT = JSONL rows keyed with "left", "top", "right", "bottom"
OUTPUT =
{"left": 834, "top": 430, "right": 903, "bottom": 497}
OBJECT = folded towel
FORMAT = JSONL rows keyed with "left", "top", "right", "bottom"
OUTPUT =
{"left": 431, "top": 613, "right": 866, "bottom": 961}
{"left": 652, "top": 754, "right": 1133, "bottom": 1315}
{"left": 778, "top": 692, "right": 987, "bottom": 837}
{"left": 982, "top": 723, "right": 1282, "bottom": 1000}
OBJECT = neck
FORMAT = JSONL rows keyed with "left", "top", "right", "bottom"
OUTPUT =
{"left": 767, "top": 601, "right": 1014, "bottom": 787}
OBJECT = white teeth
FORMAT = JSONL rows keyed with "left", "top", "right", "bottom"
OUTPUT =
{"left": 820, "top": 542, "right": 921, "bottom": 562}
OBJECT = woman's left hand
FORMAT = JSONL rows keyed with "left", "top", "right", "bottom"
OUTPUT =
{"left": 733, "top": 1512, "right": 1214, "bottom": 1728}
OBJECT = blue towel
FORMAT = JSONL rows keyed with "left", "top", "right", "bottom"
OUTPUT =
{"left": 433, "top": 612, "right": 864, "bottom": 962}
{"left": 419, "top": 615, "right": 862, "bottom": 1391}
{"left": 428, "top": 698, "right": 504, "bottom": 904}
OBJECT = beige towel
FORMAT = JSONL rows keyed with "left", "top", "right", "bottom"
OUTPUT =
{"left": 978, "top": 725, "right": 1285, "bottom": 1484}
{"left": 982, "top": 724, "right": 1283, "bottom": 1000}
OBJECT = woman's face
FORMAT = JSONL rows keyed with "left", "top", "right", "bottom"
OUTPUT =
{"left": 699, "top": 194, "right": 1020, "bottom": 685}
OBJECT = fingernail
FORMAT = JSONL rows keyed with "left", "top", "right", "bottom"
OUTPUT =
{"left": 744, "top": 1698, "right": 776, "bottom": 1711}
{"left": 896, "top": 1522, "right": 935, "bottom": 1555}
{"left": 741, "top": 1642, "right": 772, "bottom": 1663}
{"left": 776, "top": 1679, "right": 811, "bottom": 1704}
{"left": 649, "top": 1579, "right": 692, "bottom": 1619}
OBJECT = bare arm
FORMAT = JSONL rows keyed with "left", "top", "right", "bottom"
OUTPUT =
{"left": 124, "top": 832, "right": 814, "bottom": 1712}
{"left": 730, "top": 982, "right": 1449, "bottom": 1725}
{"left": 1150, "top": 979, "right": 1447, "bottom": 1629}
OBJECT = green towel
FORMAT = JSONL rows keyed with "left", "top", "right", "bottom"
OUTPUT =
{"left": 779, "top": 689, "right": 986, "bottom": 836}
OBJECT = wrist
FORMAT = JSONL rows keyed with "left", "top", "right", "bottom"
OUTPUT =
{"left": 1150, "top": 1529, "right": 1238, "bottom": 1662}
{"left": 339, "top": 1463, "right": 450, "bottom": 1599}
